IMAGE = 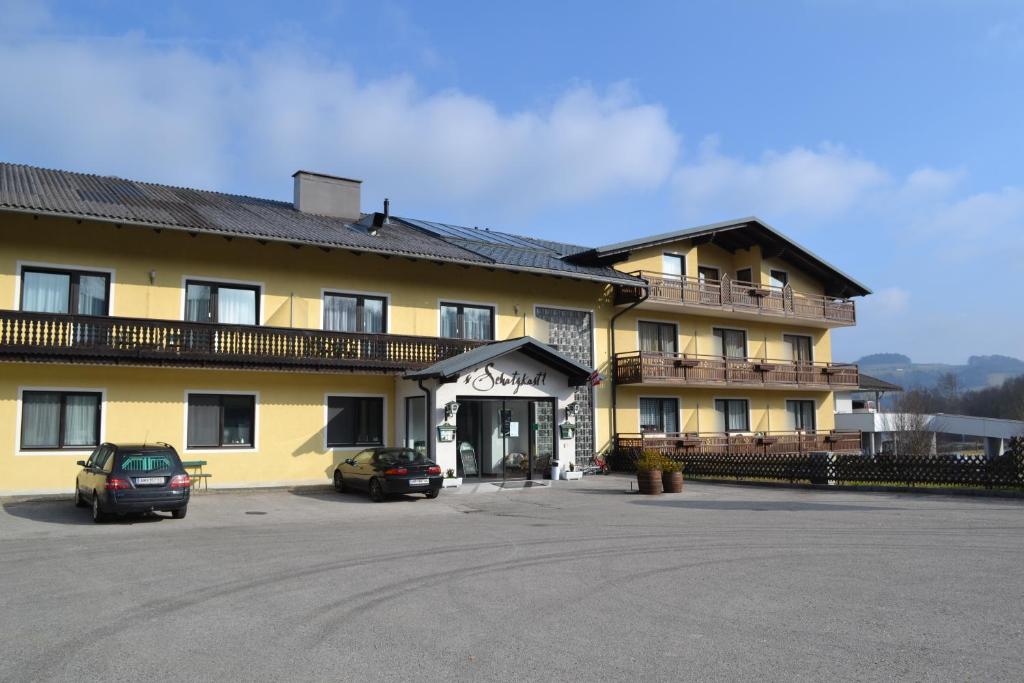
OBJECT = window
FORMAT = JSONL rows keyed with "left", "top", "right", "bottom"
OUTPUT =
{"left": 662, "top": 253, "right": 685, "bottom": 278}
{"left": 185, "top": 280, "right": 259, "bottom": 325}
{"left": 787, "top": 400, "right": 816, "bottom": 431}
{"left": 697, "top": 266, "right": 720, "bottom": 282}
{"left": 21, "top": 390, "right": 101, "bottom": 450}
{"left": 324, "top": 293, "right": 386, "bottom": 333}
{"left": 187, "top": 394, "right": 255, "bottom": 448}
{"left": 715, "top": 399, "right": 750, "bottom": 432}
{"left": 638, "top": 321, "right": 677, "bottom": 353}
{"left": 405, "top": 396, "right": 426, "bottom": 453}
{"left": 769, "top": 269, "right": 789, "bottom": 288}
{"left": 20, "top": 267, "right": 109, "bottom": 316}
{"left": 639, "top": 398, "right": 679, "bottom": 433}
{"left": 783, "top": 334, "right": 813, "bottom": 363}
{"left": 327, "top": 396, "right": 384, "bottom": 447}
{"left": 735, "top": 268, "right": 753, "bottom": 283}
{"left": 440, "top": 302, "right": 494, "bottom": 341}
{"left": 713, "top": 328, "right": 747, "bottom": 359}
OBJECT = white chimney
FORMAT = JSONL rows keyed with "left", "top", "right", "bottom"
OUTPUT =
{"left": 292, "top": 171, "right": 362, "bottom": 222}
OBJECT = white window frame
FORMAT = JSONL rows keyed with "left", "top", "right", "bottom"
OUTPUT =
{"left": 15, "top": 261, "right": 116, "bottom": 315}
{"left": 15, "top": 386, "right": 107, "bottom": 456}
{"left": 712, "top": 396, "right": 753, "bottom": 434}
{"left": 183, "top": 390, "right": 260, "bottom": 453}
{"left": 319, "top": 288, "right": 392, "bottom": 333}
{"left": 180, "top": 275, "right": 265, "bottom": 326}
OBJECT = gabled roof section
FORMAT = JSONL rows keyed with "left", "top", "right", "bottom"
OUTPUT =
{"left": 404, "top": 336, "right": 593, "bottom": 385}
{"left": 0, "top": 162, "right": 640, "bottom": 287}
{"left": 567, "top": 216, "right": 871, "bottom": 298}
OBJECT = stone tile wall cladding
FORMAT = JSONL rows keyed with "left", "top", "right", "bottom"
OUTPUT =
{"left": 536, "top": 307, "right": 595, "bottom": 467}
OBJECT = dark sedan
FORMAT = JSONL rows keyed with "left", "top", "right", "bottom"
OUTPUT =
{"left": 75, "top": 443, "right": 190, "bottom": 522}
{"left": 333, "top": 447, "right": 442, "bottom": 502}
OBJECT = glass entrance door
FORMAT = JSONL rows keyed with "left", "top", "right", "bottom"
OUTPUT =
{"left": 454, "top": 398, "right": 557, "bottom": 482}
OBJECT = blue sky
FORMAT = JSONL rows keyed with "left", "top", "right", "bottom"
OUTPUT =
{"left": 2, "top": 0, "right": 1022, "bottom": 363}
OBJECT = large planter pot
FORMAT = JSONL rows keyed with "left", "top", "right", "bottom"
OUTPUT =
{"left": 662, "top": 471, "right": 683, "bottom": 493}
{"left": 636, "top": 469, "right": 663, "bottom": 495}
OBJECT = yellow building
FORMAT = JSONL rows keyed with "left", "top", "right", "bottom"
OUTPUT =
{"left": 0, "top": 163, "right": 869, "bottom": 495}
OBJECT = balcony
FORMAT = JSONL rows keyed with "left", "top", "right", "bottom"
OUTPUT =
{"left": 616, "top": 271, "right": 856, "bottom": 327}
{"left": 0, "top": 310, "right": 482, "bottom": 373}
{"left": 616, "top": 430, "right": 863, "bottom": 455}
{"left": 614, "top": 351, "right": 858, "bottom": 389}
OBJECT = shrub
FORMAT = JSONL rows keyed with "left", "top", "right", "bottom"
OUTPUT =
{"left": 661, "top": 457, "right": 683, "bottom": 474}
{"left": 635, "top": 450, "right": 665, "bottom": 472}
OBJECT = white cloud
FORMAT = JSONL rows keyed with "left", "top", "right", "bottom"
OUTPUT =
{"left": 0, "top": 34, "right": 679, "bottom": 213}
{"left": 671, "top": 137, "right": 890, "bottom": 221}
{"left": 862, "top": 286, "right": 911, "bottom": 317}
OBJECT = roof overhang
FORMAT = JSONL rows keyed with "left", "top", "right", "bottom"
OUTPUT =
{"left": 404, "top": 336, "right": 593, "bottom": 386}
{"left": 567, "top": 217, "right": 871, "bottom": 298}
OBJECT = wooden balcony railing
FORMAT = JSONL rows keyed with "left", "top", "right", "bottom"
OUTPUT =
{"left": 614, "top": 351, "right": 859, "bottom": 388}
{"left": 0, "top": 310, "right": 483, "bottom": 372}
{"left": 616, "top": 271, "right": 856, "bottom": 326}
{"left": 616, "top": 430, "right": 863, "bottom": 455}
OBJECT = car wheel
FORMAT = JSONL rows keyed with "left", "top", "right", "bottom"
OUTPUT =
{"left": 171, "top": 507, "right": 187, "bottom": 520}
{"left": 368, "top": 478, "right": 385, "bottom": 503}
{"left": 74, "top": 486, "right": 87, "bottom": 508}
{"left": 333, "top": 470, "right": 347, "bottom": 493}
{"left": 424, "top": 488, "right": 439, "bottom": 499}
{"left": 91, "top": 494, "right": 107, "bottom": 523}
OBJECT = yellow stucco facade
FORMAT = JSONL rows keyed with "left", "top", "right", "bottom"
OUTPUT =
{"left": 0, "top": 208, "right": 859, "bottom": 495}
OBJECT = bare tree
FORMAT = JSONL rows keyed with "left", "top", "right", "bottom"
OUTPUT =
{"left": 887, "top": 391, "right": 935, "bottom": 456}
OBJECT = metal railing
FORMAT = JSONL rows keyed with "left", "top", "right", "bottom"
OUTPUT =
{"left": 0, "top": 309, "right": 483, "bottom": 371}
{"left": 617, "top": 271, "right": 856, "bottom": 325}
{"left": 614, "top": 350, "right": 859, "bottom": 388}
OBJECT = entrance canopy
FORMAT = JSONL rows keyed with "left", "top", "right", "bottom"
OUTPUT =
{"left": 404, "top": 336, "right": 593, "bottom": 386}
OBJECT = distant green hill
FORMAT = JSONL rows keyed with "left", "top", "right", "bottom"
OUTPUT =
{"left": 854, "top": 354, "right": 1024, "bottom": 391}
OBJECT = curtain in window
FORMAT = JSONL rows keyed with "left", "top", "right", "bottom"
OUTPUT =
{"left": 463, "top": 307, "right": 492, "bottom": 340}
{"left": 22, "top": 272, "right": 70, "bottom": 313}
{"left": 362, "top": 298, "right": 384, "bottom": 333}
{"left": 222, "top": 396, "right": 254, "bottom": 446}
{"left": 64, "top": 394, "right": 98, "bottom": 446}
{"left": 728, "top": 400, "right": 748, "bottom": 431}
{"left": 218, "top": 287, "right": 256, "bottom": 325}
{"left": 639, "top": 322, "right": 676, "bottom": 353}
{"left": 784, "top": 335, "right": 812, "bottom": 363}
{"left": 440, "top": 306, "right": 459, "bottom": 338}
{"left": 185, "top": 284, "right": 212, "bottom": 322}
{"left": 21, "top": 392, "right": 61, "bottom": 448}
{"left": 787, "top": 400, "right": 815, "bottom": 430}
{"left": 640, "top": 398, "right": 659, "bottom": 431}
{"left": 714, "top": 329, "right": 746, "bottom": 359}
{"left": 187, "top": 395, "right": 220, "bottom": 447}
{"left": 325, "top": 295, "right": 357, "bottom": 332}
{"left": 661, "top": 401, "right": 679, "bottom": 433}
{"left": 77, "top": 275, "right": 107, "bottom": 316}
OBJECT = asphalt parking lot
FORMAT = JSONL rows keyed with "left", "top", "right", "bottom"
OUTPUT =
{"left": 2, "top": 477, "right": 1023, "bottom": 682}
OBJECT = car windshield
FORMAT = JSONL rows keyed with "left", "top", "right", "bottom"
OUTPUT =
{"left": 119, "top": 450, "right": 178, "bottom": 473}
{"left": 376, "top": 448, "right": 430, "bottom": 465}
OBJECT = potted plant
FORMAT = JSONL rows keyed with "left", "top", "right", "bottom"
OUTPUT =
{"left": 561, "top": 461, "right": 583, "bottom": 480}
{"left": 441, "top": 468, "right": 462, "bottom": 488}
{"left": 661, "top": 458, "right": 684, "bottom": 493}
{"left": 635, "top": 450, "right": 664, "bottom": 495}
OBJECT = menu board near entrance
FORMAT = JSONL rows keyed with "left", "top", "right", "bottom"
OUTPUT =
{"left": 460, "top": 447, "right": 479, "bottom": 476}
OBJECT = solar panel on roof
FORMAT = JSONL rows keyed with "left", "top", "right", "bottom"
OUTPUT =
{"left": 402, "top": 217, "right": 555, "bottom": 252}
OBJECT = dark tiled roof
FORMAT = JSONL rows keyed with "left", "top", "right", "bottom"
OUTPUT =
{"left": 0, "top": 162, "right": 640, "bottom": 286}
{"left": 404, "top": 336, "right": 592, "bottom": 383}
{"left": 857, "top": 373, "right": 903, "bottom": 392}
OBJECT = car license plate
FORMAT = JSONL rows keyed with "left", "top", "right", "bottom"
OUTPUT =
{"left": 409, "top": 478, "right": 429, "bottom": 486}
{"left": 135, "top": 477, "right": 165, "bottom": 485}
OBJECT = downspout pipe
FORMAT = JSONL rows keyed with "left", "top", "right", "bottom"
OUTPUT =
{"left": 609, "top": 283, "right": 649, "bottom": 448}
{"left": 417, "top": 379, "right": 433, "bottom": 463}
